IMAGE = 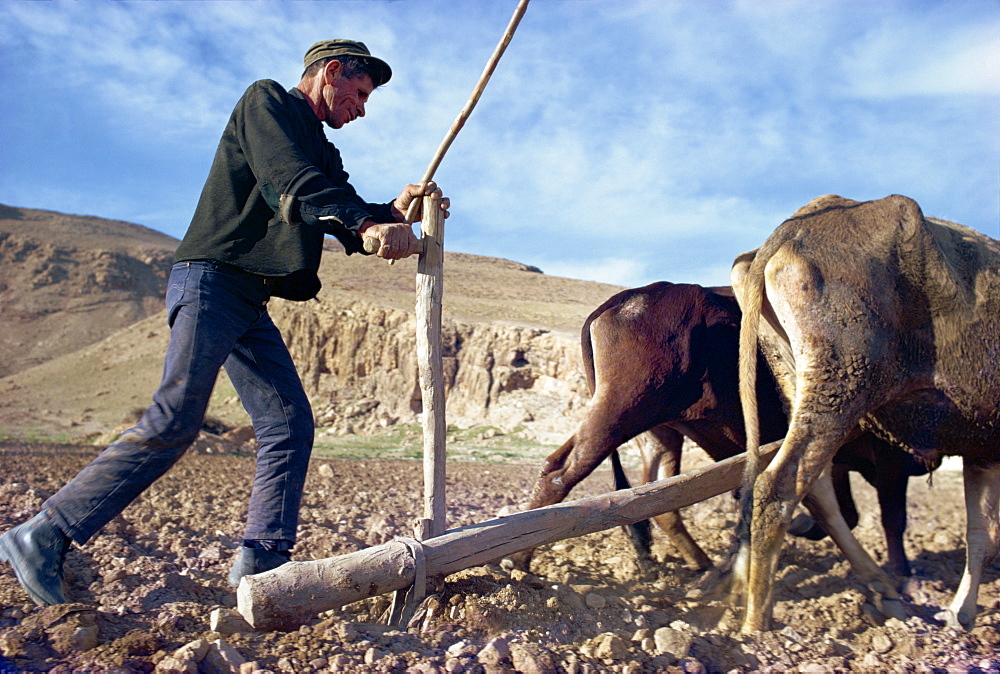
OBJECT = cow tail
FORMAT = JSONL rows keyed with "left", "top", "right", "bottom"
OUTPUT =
{"left": 581, "top": 309, "right": 599, "bottom": 397}
{"left": 732, "top": 260, "right": 766, "bottom": 558}
{"left": 739, "top": 263, "right": 765, "bottom": 481}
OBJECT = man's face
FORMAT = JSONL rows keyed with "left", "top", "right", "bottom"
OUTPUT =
{"left": 322, "top": 67, "right": 375, "bottom": 129}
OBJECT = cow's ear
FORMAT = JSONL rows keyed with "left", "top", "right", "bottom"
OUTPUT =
{"left": 884, "top": 194, "right": 924, "bottom": 242}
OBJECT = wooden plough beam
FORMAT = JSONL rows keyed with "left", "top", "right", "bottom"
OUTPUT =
{"left": 237, "top": 441, "right": 780, "bottom": 631}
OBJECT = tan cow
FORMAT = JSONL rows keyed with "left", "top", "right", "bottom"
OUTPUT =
{"left": 731, "top": 194, "right": 1000, "bottom": 633}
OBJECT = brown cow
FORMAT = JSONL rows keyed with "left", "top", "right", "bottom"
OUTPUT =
{"left": 731, "top": 194, "right": 1000, "bottom": 632}
{"left": 510, "top": 281, "right": 926, "bottom": 575}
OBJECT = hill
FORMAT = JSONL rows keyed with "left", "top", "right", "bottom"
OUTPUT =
{"left": 0, "top": 206, "right": 625, "bottom": 444}
{"left": 0, "top": 205, "right": 178, "bottom": 378}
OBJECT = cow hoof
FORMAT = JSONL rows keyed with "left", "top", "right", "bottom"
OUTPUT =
{"left": 934, "top": 608, "right": 971, "bottom": 631}
{"left": 686, "top": 567, "right": 730, "bottom": 602}
{"left": 875, "top": 596, "right": 908, "bottom": 622}
{"left": 787, "top": 513, "right": 815, "bottom": 536}
{"left": 501, "top": 555, "right": 527, "bottom": 572}
{"left": 787, "top": 513, "right": 830, "bottom": 541}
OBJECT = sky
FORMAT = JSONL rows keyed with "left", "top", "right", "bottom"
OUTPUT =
{"left": 1, "top": 0, "right": 997, "bottom": 289}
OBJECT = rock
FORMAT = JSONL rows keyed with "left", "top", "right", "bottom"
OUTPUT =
{"left": 554, "top": 585, "right": 586, "bottom": 611}
{"left": 509, "top": 642, "right": 557, "bottom": 673}
{"left": 173, "top": 639, "right": 211, "bottom": 663}
{"left": 46, "top": 607, "right": 100, "bottom": 654}
{"left": 155, "top": 655, "right": 198, "bottom": 673}
{"left": 643, "top": 609, "right": 671, "bottom": 629}
{"left": 861, "top": 651, "right": 883, "bottom": 669}
{"left": 477, "top": 636, "right": 510, "bottom": 665}
{"left": 364, "top": 646, "right": 387, "bottom": 665}
{"left": 210, "top": 608, "right": 253, "bottom": 635}
{"left": 446, "top": 639, "right": 469, "bottom": 657}
{"left": 779, "top": 625, "right": 804, "bottom": 644}
{"left": 201, "top": 639, "right": 247, "bottom": 674}
{"left": 653, "top": 626, "right": 693, "bottom": 660}
{"left": 584, "top": 592, "right": 606, "bottom": 609}
{"left": 871, "top": 632, "right": 893, "bottom": 654}
{"left": 590, "top": 632, "right": 629, "bottom": 660}
{"left": 330, "top": 653, "right": 355, "bottom": 669}
{"left": 679, "top": 658, "right": 706, "bottom": 673}
{"left": 317, "top": 463, "right": 335, "bottom": 479}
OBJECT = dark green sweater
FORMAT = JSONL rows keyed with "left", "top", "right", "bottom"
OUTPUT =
{"left": 175, "top": 80, "right": 393, "bottom": 275}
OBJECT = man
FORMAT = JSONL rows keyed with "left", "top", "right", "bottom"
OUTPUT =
{"left": 0, "top": 39, "right": 450, "bottom": 605}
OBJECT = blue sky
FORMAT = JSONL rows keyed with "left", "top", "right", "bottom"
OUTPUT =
{"left": 1, "top": 0, "right": 997, "bottom": 288}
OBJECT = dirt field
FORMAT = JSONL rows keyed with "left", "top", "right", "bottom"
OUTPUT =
{"left": 1, "top": 440, "right": 999, "bottom": 673}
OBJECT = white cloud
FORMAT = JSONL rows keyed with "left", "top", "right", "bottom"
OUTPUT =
{"left": 839, "top": 15, "right": 1000, "bottom": 98}
{"left": 0, "top": 0, "right": 996, "bottom": 282}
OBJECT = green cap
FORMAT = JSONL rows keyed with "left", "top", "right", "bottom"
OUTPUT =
{"left": 303, "top": 39, "right": 392, "bottom": 86}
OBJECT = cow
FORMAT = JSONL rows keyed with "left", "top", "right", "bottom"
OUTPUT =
{"left": 731, "top": 194, "right": 1000, "bottom": 632}
{"left": 509, "top": 281, "right": 926, "bottom": 576}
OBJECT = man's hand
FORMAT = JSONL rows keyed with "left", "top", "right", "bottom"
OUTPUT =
{"left": 390, "top": 181, "right": 451, "bottom": 223}
{"left": 358, "top": 221, "right": 421, "bottom": 260}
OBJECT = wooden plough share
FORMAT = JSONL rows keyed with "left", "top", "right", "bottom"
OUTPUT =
{"left": 237, "top": 441, "right": 780, "bottom": 631}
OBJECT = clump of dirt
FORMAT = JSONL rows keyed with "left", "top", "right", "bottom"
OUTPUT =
{"left": 1, "top": 441, "right": 998, "bottom": 672}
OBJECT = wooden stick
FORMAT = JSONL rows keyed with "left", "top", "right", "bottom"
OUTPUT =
{"left": 237, "top": 441, "right": 780, "bottom": 631}
{"left": 415, "top": 193, "right": 446, "bottom": 539}
{"left": 404, "top": 0, "right": 531, "bottom": 224}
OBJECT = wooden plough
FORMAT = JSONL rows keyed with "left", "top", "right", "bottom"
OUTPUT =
{"left": 237, "top": 441, "right": 780, "bottom": 631}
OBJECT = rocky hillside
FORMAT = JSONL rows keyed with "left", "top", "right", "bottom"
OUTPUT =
{"left": 0, "top": 206, "right": 625, "bottom": 443}
{"left": 0, "top": 205, "right": 177, "bottom": 378}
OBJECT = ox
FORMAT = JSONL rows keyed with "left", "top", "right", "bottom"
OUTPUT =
{"left": 510, "top": 281, "right": 925, "bottom": 575}
{"left": 731, "top": 194, "right": 1000, "bottom": 632}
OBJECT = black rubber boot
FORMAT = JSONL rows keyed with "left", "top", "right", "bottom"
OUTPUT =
{"left": 228, "top": 546, "right": 292, "bottom": 587}
{"left": 0, "top": 511, "right": 71, "bottom": 606}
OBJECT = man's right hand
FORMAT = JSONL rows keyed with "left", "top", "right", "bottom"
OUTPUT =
{"left": 358, "top": 221, "right": 421, "bottom": 260}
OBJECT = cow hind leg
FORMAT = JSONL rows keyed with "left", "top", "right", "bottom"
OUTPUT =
{"left": 738, "top": 464, "right": 789, "bottom": 633}
{"left": 801, "top": 468, "right": 906, "bottom": 620}
{"left": 609, "top": 447, "right": 655, "bottom": 568}
{"left": 874, "top": 447, "right": 916, "bottom": 578}
{"left": 638, "top": 426, "right": 713, "bottom": 570}
{"left": 937, "top": 460, "right": 1000, "bottom": 630}
{"left": 739, "top": 434, "right": 901, "bottom": 632}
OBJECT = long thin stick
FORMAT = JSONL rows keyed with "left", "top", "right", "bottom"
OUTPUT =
{"left": 405, "top": 0, "right": 531, "bottom": 223}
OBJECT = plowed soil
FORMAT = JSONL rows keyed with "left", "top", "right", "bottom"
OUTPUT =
{"left": 1, "top": 441, "right": 999, "bottom": 673}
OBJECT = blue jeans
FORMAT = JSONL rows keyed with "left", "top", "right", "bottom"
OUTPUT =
{"left": 44, "top": 261, "right": 314, "bottom": 545}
